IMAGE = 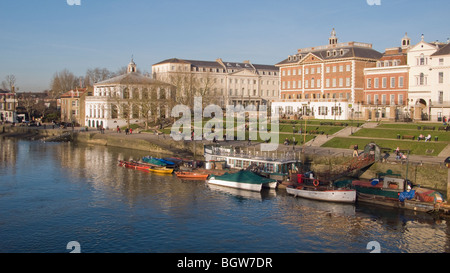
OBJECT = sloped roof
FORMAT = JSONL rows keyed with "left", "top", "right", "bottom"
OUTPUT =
{"left": 95, "top": 72, "right": 169, "bottom": 86}
{"left": 431, "top": 43, "right": 450, "bottom": 56}
{"left": 276, "top": 44, "right": 383, "bottom": 66}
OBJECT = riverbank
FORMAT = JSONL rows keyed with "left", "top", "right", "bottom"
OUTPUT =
{"left": 1, "top": 124, "right": 448, "bottom": 191}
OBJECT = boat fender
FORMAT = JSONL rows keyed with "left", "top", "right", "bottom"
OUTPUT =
{"left": 313, "top": 180, "right": 319, "bottom": 187}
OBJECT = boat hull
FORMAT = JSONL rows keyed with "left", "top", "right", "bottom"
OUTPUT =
{"left": 286, "top": 187, "right": 356, "bottom": 204}
{"left": 207, "top": 178, "right": 276, "bottom": 192}
{"left": 175, "top": 172, "right": 209, "bottom": 180}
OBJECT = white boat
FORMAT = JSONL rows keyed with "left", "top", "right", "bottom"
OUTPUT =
{"left": 286, "top": 186, "right": 356, "bottom": 204}
{"left": 207, "top": 170, "right": 278, "bottom": 192}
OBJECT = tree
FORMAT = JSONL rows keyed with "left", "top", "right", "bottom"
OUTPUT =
{"left": 1, "top": 74, "right": 17, "bottom": 92}
{"left": 49, "top": 69, "right": 78, "bottom": 99}
{"left": 84, "top": 67, "right": 114, "bottom": 87}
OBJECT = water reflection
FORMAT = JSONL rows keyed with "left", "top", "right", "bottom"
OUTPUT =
{"left": 1, "top": 137, "right": 450, "bottom": 253}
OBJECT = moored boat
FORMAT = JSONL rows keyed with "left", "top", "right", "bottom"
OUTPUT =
{"left": 207, "top": 170, "right": 278, "bottom": 192}
{"left": 286, "top": 185, "right": 356, "bottom": 204}
{"left": 175, "top": 171, "right": 209, "bottom": 180}
{"left": 118, "top": 160, "right": 158, "bottom": 171}
{"left": 352, "top": 171, "right": 445, "bottom": 212}
{"left": 147, "top": 166, "right": 174, "bottom": 174}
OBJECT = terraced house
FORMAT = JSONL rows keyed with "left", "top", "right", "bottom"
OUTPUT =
{"left": 273, "top": 29, "right": 382, "bottom": 120}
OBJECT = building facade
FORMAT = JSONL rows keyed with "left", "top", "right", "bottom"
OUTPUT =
{"left": 85, "top": 59, "right": 175, "bottom": 129}
{"left": 429, "top": 42, "right": 450, "bottom": 122}
{"left": 0, "top": 89, "right": 18, "bottom": 123}
{"left": 363, "top": 33, "right": 411, "bottom": 121}
{"left": 273, "top": 29, "right": 383, "bottom": 120}
{"left": 60, "top": 87, "right": 90, "bottom": 126}
{"left": 407, "top": 35, "right": 448, "bottom": 121}
{"left": 152, "top": 58, "right": 279, "bottom": 110}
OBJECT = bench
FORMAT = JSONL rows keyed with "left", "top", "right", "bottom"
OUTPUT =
{"left": 438, "top": 126, "right": 449, "bottom": 131}
{"left": 422, "top": 126, "right": 435, "bottom": 130}
{"left": 402, "top": 135, "right": 415, "bottom": 140}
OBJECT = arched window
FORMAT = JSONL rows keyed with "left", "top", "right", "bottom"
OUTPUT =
{"left": 123, "top": 88, "right": 129, "bottom": 99}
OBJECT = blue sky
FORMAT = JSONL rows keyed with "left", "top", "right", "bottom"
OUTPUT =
{"left": 1, "top": 0, "right": 449, "bottom": 92}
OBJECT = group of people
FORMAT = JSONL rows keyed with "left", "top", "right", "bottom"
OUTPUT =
{"left": 418, "top": 133, "right": 432, "bottom": 142}
{"left": 395, "top": 147, "right": 408, "bottom": 160}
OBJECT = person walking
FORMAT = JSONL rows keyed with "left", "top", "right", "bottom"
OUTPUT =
{"left": 353, "top": 144, "right": 359, "bottom": 157}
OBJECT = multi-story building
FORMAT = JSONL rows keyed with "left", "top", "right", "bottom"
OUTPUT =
{"left": 85, "top": 59, "right": 175, "bottom": 129}
{"left": 152, "top": 58, "right": 279, "bottom": 110}
{"left": 429, "top": 42, "right": 450, "bottom": 122}
{"left": 407, "top": 35, "right": 448, "bottom": 120}
{"left": 60, "top": 87, "right": 90, "bottom": 126}
{"left": 273, "top": 29, "right": 383, "bottom": 120}
{"left": 363, "top": 33, "right": 411, "bottom": 121}
{"left": 0, "top": 88, "right": 18, "bottom": 123}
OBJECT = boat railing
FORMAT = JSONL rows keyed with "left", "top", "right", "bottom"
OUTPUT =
{"left": 208, "top": 146, "right": 300, "bottom": 162}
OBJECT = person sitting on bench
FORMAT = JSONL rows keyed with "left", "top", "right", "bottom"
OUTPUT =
{"left": 418, "top": 134, "right": 425, "bottom": 141}
{"left": 425, "top": 134, "right": 432, "bottom": 142}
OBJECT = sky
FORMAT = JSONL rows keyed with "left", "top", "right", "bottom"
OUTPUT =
{"left": 0, "top": 0, "right": 449, "bottom": 92}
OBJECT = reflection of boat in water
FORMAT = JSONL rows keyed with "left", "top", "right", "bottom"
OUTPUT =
{"left": 207, "top": 183, "right": 277, "bottom": 200}
{"left": 285, "top": 192, "right": 356, "bottom": 217}
{"left": 207, "top": 170, "right": 278, "bottom": 192}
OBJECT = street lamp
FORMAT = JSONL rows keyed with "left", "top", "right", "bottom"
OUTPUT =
{"left": 292, "top": 125, "right": 296, "bottom": 151}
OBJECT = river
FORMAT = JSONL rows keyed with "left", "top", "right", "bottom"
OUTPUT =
{"left": 0, "top": 137, "right": 449, "bottom": 253}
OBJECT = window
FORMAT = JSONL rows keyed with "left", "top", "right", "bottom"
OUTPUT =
{"left": 439, "top": 58, "right": 444, "bottom": 65}
{"left": 439, "top": 91, "right": 444, "bottom": 104}
{"left": 311, "top": 68, "right": 315, "bottom": 74}
{"left": 293, "top": 81, "right": 296, "bottom": 89}
{"left": 398, "top": 94, "right": 404, "bottom": 105}
{"left": 326, "top": 67, "right": 330, "bottom": 73}
{"left": 382, "top": 94, "right": 386, "bottom": 105}
{"left": 346, "top": 78, "right": 351, "bottom": 87}
{"left": 332, "top": 66, "right": 337, "bottom": 73}
{"left": 439, "top": 72, "right": 444, "bottom": 84}
{"left": 339, "top": 65, "right": 344, "bottom": 72}
{"left": 346, "top": 65, "right": 351, "bottom": 72}
{"left": 367, "top": 78, "right": 372, "bottom": 88}
{"left": 390, "top": 94, "right": 395, "bottom": 105}
{"left": 305, "top": 80, "right": 309, "bottom": 88}
{"left": 326, "top": 79, "right": 330, "bottom": 88}
{"left": 305, "top": 68, "right": 309, "bottom": 74}
{"left": 399, "top": 77, "right": 404, "bottom": 88}
{"left": 374, "top": 94, "right": 379, "bottom": 104}
{"left": 390, "top": 77, "right": 396, "bottom": 88}
{"left": 317, "top": 79, "right": 321, "bottom": 88}
{"left": 298, "top": 69, "right": 302, "bottom": 75}
{"left": 287, "top": 70, "right": 291, "bottom": 76}
{"left": 339, "top": 78, "right": 343, "bottom": 87}
{"left": 298, "top": 80, "right": 302, "bottom": 88}
{"left": 332, "top": 78, "right": 337, "bottom": 87}
{"left": 311, "top": 78, "right": 315, "bottom": 88}
{"left": 419, "top": 54, "right": 426, "bottom": 65}
{"left": 419, "top": 73, "right": 425, "bottom": 85}
{"left": 317, "top": 67, "right": 321, "bottom": 74}
{"left": 293, "top": 69, "right": 296, "bottom": 76}
{"left": 382, "top": 77, "right": 387, "bottom": 88}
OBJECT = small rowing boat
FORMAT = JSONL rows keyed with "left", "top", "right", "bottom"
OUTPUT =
{"left": 147, "top": 166, "right": 174, "bottom": 174}
{"left": 175, "top": 171, "right": 209, "bottom": 180}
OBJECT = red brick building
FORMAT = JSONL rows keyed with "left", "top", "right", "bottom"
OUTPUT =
{"left": 273, "top": 29, "right": 382, "bottom": 120}
{"left": 363, "top": 33, "right": 411, "bottom": 121}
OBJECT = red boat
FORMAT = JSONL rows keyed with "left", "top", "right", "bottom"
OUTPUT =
{"left": 118, "top": 160, "right": 159, "bottom": 171}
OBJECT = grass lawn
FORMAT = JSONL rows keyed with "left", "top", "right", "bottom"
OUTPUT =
{"left": 352, "top": 128, "right": 450, "bottom": 142}
{"left": 322, "top": 137, "right": 447, "bottom": 156}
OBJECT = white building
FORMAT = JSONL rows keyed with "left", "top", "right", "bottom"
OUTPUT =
{"left": 152, "top": 58, "right": 279, "bottom": 109}
{"left": 0, "top": 89, "right": 18, "bottom": 123}
{"left": 407, "top": 35, "right": 448, "bottom": 120}
{"left": 85, "top": 59, "right": 175, "bottom": 129}
{"left": 429, "top": 42, "right": 450, "bottom": 122}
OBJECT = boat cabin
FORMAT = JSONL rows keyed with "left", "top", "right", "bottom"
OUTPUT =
{"left": 204, "top": 145, "right": 301, "bottom": 176}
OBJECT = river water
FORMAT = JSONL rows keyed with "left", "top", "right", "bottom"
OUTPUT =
{"left": 0, "top": 137, "right": 449, "bottom": 253}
